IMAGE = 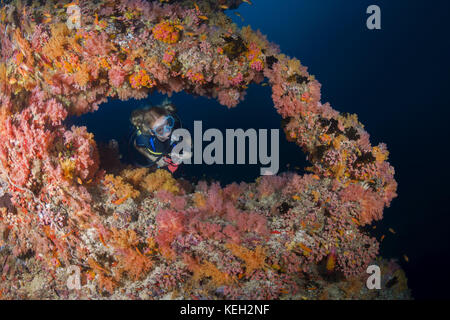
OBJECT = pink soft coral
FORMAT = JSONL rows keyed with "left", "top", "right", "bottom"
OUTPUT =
{"left": 340, "top": 184, "right": 385, "bottom": 225}
{"left": 108, "top": 66, "right": 127, "bottom": 88}
{"left": 63, "top": 126, "right": 100, "bottom": 180}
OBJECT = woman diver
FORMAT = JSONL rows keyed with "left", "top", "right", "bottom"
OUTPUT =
{"left": 129, "top": 100, "right": 190, "bottom": 173}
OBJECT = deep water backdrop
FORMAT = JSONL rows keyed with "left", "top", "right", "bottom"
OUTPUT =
{"left": 69, "top": 0, "right": 450, "bottom": 299}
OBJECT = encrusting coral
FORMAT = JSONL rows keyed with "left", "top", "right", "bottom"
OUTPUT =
{"left": 0, "top": 0, "right": 408, "bottom": 299}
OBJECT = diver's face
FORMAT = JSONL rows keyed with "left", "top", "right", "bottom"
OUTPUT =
{"left": 152, "top": 116, "right": 172, "bottom": 141}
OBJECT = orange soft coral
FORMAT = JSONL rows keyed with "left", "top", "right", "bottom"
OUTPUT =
{"left": 226, "top": 243, "right": 268, "bottom": 277}
{"left": 41, "top": 23, "right": 70, "bottom": 62}
{"left": 152, "top": 20, "right": 181, "bottom": 44}
{"left": 129, "top": 69, "right": 156, "bottom": 89}
{"left": 183, "top": 254, "right": 237, "bottom": 287}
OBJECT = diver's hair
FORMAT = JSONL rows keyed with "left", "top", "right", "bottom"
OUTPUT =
{"left": 130, "top": 100, "right": 177, "bottom": 134}
{"left": 160, "top": 97, "right": 177, "bottom": 114}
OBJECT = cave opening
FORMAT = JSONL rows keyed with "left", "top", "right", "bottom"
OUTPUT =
{"left": 66, "top": 84, "right": 309, "bottom": 186}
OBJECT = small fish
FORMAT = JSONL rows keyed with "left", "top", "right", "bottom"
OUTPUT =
{"left": 389, "top": 228, "right": 396, "bottom": 234}
{"left": 380, "top": 235, "right": 385, "bottom": 241}
{"left": 98, "top": 233, "right": 107, "bottom": 247}
{"left": 219, "top": 5, "right": 229, "bottom": 10}
{"left": 234, "top": 12, "right": 244, "bottom": 22}
{"left": 243, "top": 0, "right": 253, "bottom": 4}
{"left": 298, "top": 243, "right": 312, "bottom": 254}
{"left": 198, "top": 15, "right": 208, "bottom": 20}
{"left": 43, "top": 13, "right": 52, "bottom": 18}
{"left": 112, "top": 196, "right": 128, "bottom": 205}
{"left": 403, "top": 254, "right": 409, "bottom": 262}
{"left": 194, "top": 2, "right": 200, "bottom": 11}
{"left": 261, "top": 82, "right": 268, "bottom": 86}
{"left": 77, "top": 177, "right": 83, "bottom": 184}
{"left": 271, "top": 230, "right": 281, "bottom": 234}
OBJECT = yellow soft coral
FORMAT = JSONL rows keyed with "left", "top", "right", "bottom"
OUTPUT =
{"left": 0, "top": 62, "right": 7, "bottom": 91}
{"left": 104, "top": 174, "right": 140, "bottom": 201}
{"left": 109, "top": 228, "right": 139, "bottom": 248}
{"left": 338, "top": 113, "right": 362, "bottom": 129}
{"left": 372, "top": 146, "right": 389, "bottom": 163}
{"left": 60, "top": 158, "right": 76, "bottom": 181}
{"left": 121, "top": 167, "right": 149, "bottom": 186}
{"left": 140, "top": 169, "right": 180, "bottom": 194}
{"left": 192, "top": 192, "right": 207, "bottom": 208}
{"left": 332, "top": 134, "right": 346, "bottom": 150}
{"left": 287, "top": 58, "right": 303, "bottom": 77}
{"left": 74, "top": 62, "right": 90, "bottom": 87}
{"left": 241, "top": 26, "right": 269, "bottom": 50}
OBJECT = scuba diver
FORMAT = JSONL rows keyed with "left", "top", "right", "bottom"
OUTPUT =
{"left": 128, "top": 100, "right": 190, "bottom": 173}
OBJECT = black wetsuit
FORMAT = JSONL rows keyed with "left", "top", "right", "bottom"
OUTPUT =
{"left": 130, "top": 118, "right": 181, "bottom": 168}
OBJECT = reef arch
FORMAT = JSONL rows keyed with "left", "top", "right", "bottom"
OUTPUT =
{"left": 0, "top": 0, "right": 398, "bottom": 299}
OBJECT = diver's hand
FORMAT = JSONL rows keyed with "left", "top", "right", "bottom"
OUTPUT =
{"left": 156, "top": 157, "right": 168, "bottom": 168}
{"left": 170, "top": 151, "right": 192, "bottom": 164}
{"left": 170, "top": 153, "right": 183, "bottom": 165}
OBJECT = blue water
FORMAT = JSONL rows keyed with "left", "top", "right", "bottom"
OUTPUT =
{"left": 69, "top": 0, "right": 450, "bottom": 299}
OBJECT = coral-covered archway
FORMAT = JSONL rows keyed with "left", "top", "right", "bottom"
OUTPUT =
{"left": 0, "top": 1, "right": 399, "bottom": 299}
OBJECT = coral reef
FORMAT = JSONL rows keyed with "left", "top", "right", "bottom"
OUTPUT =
{"left": 0, "top": 0, "right": 407, "bottom": 299}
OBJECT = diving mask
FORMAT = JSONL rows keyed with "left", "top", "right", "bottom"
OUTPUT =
{"left": 151, "top": 115, "right": 175, "bottom": 137}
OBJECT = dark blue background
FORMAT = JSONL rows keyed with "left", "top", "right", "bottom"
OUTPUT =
{"left": 70, "top": 0, "right": 450, "bottom": 299}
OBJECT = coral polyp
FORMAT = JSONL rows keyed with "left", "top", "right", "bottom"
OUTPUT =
{"left": 0, "top": 0, "right": 408, "bottom": 299}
